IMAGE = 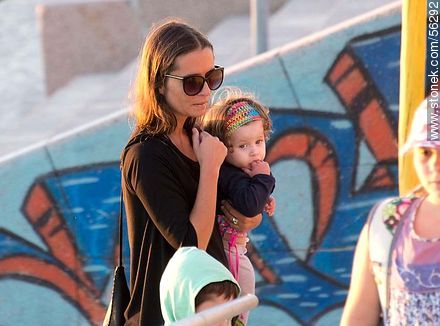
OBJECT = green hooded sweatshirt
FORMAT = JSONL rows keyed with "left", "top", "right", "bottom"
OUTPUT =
{"left": 160, "top": 246, "right": 240, "bottom": 324}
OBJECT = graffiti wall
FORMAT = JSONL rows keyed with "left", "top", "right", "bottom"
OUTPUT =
{"left": 0, "top": 5, "right": 402, "bottom": 326}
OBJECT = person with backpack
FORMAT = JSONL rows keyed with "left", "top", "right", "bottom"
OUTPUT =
{"left": 341, "top": 97, "right": 440, "bottom": 325}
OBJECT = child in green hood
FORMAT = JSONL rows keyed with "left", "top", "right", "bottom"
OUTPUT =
{"left": 160, "top": 247, "right": 241, "bottom": 325}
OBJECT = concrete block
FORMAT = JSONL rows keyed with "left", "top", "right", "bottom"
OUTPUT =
{"left": 138, "top": 0, "right": 287, "bottom": 34}
{"left": 37, "top": 0, "right": 143, "bottom": 95}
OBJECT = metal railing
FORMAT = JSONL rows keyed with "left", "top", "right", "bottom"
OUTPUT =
{"left": 172, "top": 294, "right": 259, "bottom": 326}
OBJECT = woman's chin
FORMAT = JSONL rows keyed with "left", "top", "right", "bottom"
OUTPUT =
{"left": 192, "top": 105, "right": 207, "bottom": 116}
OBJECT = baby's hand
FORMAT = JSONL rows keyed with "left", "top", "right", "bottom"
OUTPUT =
{"left": 242, "top": 160, "right": 270, "bottom": 177}
{"left": 264, "top": 196, "right": 276, "bottom": 217}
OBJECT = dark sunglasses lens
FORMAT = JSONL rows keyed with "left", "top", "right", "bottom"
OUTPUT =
{"left": 207, "top": 69, "right": 224, "bottom": 90}
{"left": 183, "top": 76, "right": 204, "bottom": 96}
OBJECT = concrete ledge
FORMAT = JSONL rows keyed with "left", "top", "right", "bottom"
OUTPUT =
{"left": 138, "top": 0, "right": 287, "bottom": 33}
{"left": 37, "top": 0, "right": 143, "bottom": 95}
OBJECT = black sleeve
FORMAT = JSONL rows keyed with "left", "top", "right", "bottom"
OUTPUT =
{"left": 124, "top": 141, "right": 198, "bottom": 249}
{"left": 220, "top": 166, "right": 275, "bottom": 217}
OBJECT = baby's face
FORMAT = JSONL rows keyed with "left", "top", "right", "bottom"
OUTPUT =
{"left": 226, "top": 120, "right": 266, "bottom": 169}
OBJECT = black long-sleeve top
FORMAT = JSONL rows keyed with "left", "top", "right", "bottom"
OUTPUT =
{"left": 121, "top": 133, "right": 227, "bottom": 326}
{"left": 217, "top": 162, "right": 275, "bottom": 217}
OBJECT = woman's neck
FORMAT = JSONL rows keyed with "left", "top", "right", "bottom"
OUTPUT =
{"left": 168, "top": 126, "right": 197, "bottom": 162}
{"left": 169, "top": 127, "right": 187, "bottom": 145}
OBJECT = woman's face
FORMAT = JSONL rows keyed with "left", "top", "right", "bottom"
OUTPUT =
{"left": 161, "top": 47, "right": 215, "bottom": 123}
{"left": 413, "top": 147, "right": 440, "bottom": 199}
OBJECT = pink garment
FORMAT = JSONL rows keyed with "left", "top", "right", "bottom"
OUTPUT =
{"left": 391, "top": 203, "right": 440, "bottom": 292}
{"left": 222, "top": 239, "right": 255, "bottom": 326}
{"left": 388, "top": 198, "right": 440, "bottom": 324}
{"left": 217, "top": 215, "right": 247, "bottom": 280}
{"left": 218, "top": 215, "right": 255, "bottom": 325}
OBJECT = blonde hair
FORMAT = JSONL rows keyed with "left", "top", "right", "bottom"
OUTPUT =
{"left": 408, "top": 184, "right": 428, "bottom": 197}
{"left": 130, "top": 18, "right": 213, "bottom": 136}
{"left": 201, "top": 88, "right": 272, "bottom": 145}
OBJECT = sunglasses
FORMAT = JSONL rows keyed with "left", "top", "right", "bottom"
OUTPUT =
{"left": 165, "top": 65, "right": 224, "bottom": 96}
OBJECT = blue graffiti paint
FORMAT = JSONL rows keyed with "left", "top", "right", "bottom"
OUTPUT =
{"left": 43, "top": 164, "right": 129, "bottom": 294}
{"left": 0, "top": 230, "right": 58, "bottom": 264}
{"left": 351, "top": 28, "right": 401, "bottom": 114}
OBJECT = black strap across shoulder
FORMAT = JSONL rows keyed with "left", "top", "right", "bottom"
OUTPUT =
{"left": 118, "top": 190, "right": 124, "bottom": 267}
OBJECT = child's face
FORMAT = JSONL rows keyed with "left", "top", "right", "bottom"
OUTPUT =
{"left": 413, "top": 147, "right": 440, "bottom": 198}
{"left": 195, "top": 294, "right": 235, "bottom": 326}
{"left": 226, "top": 120, "right": 266, "bottom": 169}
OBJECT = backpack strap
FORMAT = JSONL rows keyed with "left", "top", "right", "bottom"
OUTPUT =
{"left": 367, "top": 198, "right": 394, "bottom": 315}
{"left": 366, "top": 200, "right": 383, "bottom": 236}
{"left": 366, "top": 196, "right": 418, "bottom": 321}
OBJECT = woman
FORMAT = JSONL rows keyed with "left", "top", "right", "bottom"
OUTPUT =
{"left": 341, "top": 98, "right": 440, "bottom": 325}
{"left": 120, "top": 19, "right": 261, "bottom": 325}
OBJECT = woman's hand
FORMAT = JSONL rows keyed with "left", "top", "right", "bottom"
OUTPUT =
{"left": 192, "top": 128, "right": 226, "bottom": 172}
{"left": 189, "top": 128, "right": 226, "bottom": 250}
{"left": 221, "top": 200, "right": 262, "bottom": 232}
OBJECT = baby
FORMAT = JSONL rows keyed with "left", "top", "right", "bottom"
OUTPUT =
{"left": 202, "top": 89, "right": 276, "bottom": 325}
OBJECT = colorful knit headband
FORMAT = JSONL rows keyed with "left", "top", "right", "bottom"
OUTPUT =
{"left": 225, "top": 101, "right": 262, "bottom": 136}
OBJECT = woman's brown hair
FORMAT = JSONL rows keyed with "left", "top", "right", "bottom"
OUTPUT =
{"left": 131, "top": 18, "right": 213, "bottom": 135}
